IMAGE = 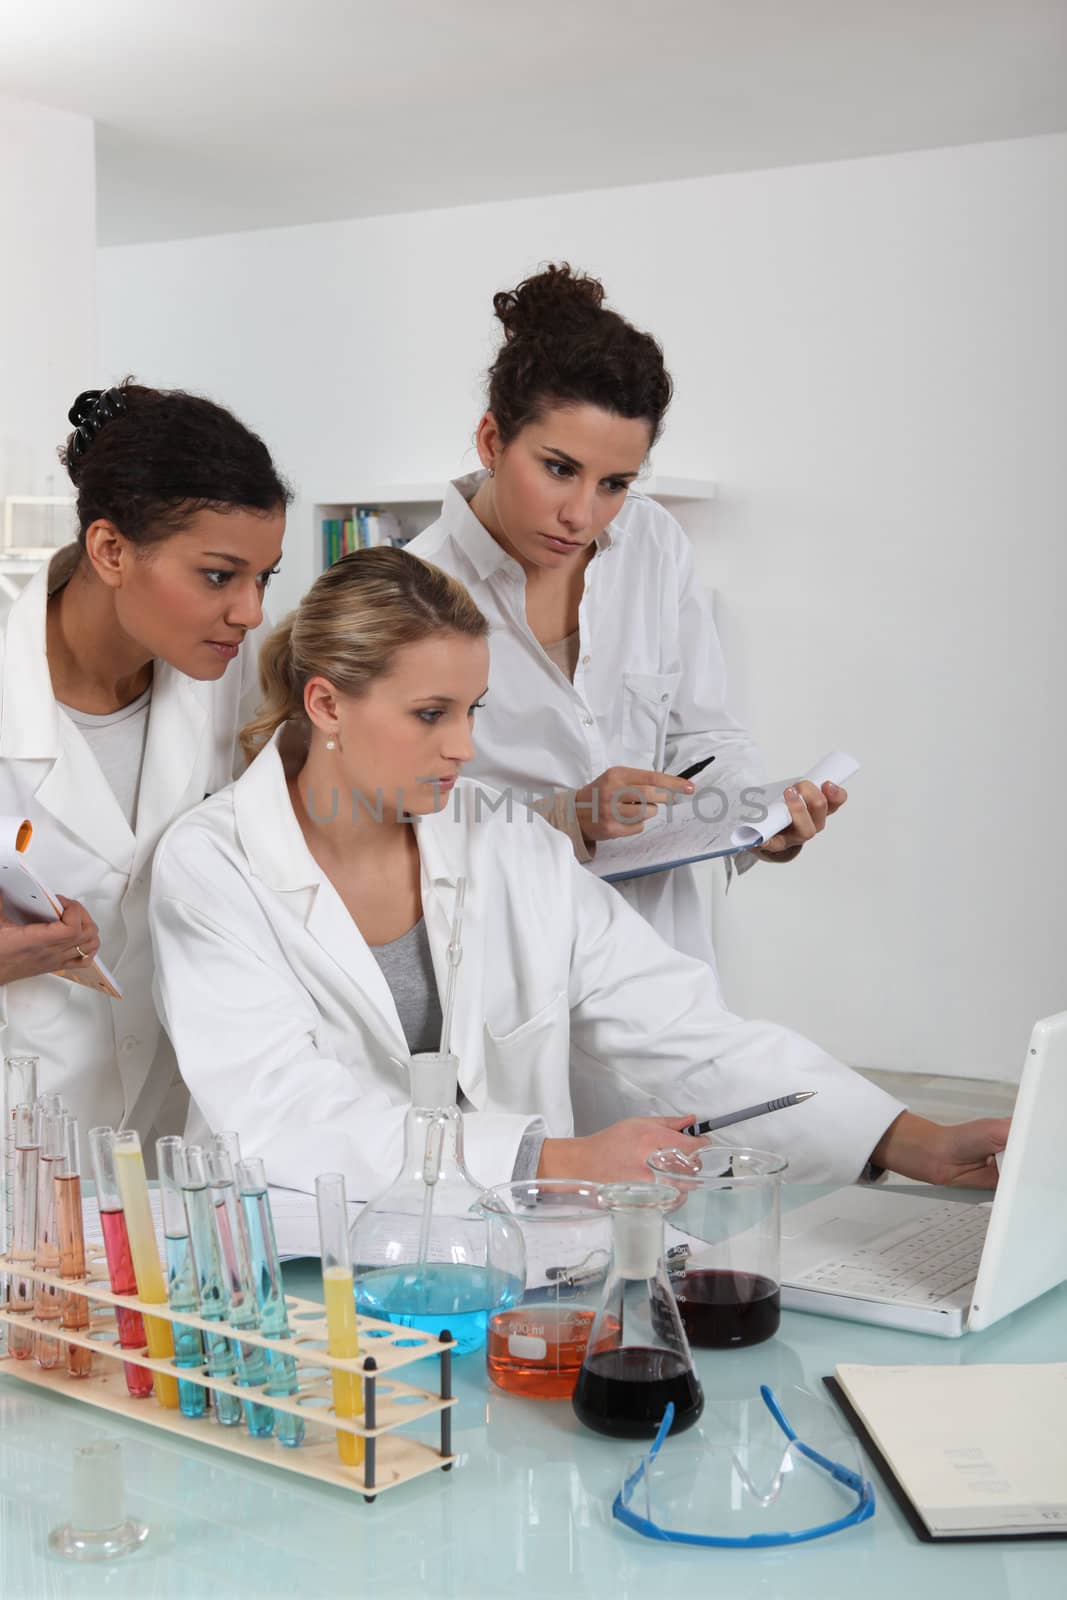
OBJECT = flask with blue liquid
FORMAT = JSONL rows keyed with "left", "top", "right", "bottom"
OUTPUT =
{"left": 349, "top": 1051, "right": 524, "bottom": 1356}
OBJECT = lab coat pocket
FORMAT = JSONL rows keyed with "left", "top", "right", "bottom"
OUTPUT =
{"left": 621, "top": 669, "right": 682, "bottom": 769}
{"left": 484, "top": 988, "right": 569, "bottom": 1116}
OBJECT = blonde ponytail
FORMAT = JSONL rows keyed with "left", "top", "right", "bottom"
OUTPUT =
{"left": 239, "top": 548, "right": 488, "bottom": 763}
{"left": 240, "top": 616, "right": 302, "bottom": 764}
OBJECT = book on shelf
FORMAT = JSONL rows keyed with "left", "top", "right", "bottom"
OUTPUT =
{"left": 321, "top": 508, "right": 407, "bottom": 567}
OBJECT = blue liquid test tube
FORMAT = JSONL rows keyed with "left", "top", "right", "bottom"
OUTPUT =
{"left": 177, "top": 1145, "right": 243, "bottom": 1428}
{"left": 206, "top": 1141, "right": 273, "bottom": 1438}
{"left": 237, "top": 1157, "right": 304, "bottom": 1447}
{"left": 156, "top": 1137, "right": 206, "bottom": 1418}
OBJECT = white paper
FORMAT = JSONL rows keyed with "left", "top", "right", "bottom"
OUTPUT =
{"left": 589, "top": 751, "right": 860, "bottom": 884}
{"left": 835, "top": 1363, "right": 1067, "bottom": 1536}
{"left": 0, "top": 814, "right": 122, "bottom": 997}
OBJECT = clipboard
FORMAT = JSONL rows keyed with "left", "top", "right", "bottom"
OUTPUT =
{"left": 0, "top": 816, "right": 121, "bottom": 999}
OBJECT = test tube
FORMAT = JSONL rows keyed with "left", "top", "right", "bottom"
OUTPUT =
{"left": 237, "top": 1157, "right": 304, "bottom": 1447}
{"left": 55, "top": 1113, "right": 92, "bottom": 1378}
{"left": 112, "top": 1131, "right": 179, "bottom": 1409}
{"left": 177, "top": 1145, "right": 243, "bottom": 1427}
{"left": 156, "top": 1137, "right": 206, "bottom": 1418}
{"left": 33, "top": 1108, "right": 66, "bottom": 1367}
{"left": 87, "top": 1128, "right": 153, "bottom": 1399}
{"left": 315, "top": 1172, "right": 363, "bottom": 1467}
{"left": 206, "top": 1142, "right": 273, "bottom": 1437}
{"left": 8, "top": 1103, "right": 40, "bottom": 1359}
{"left": 2, "top": 1055, "right": 39, "bottom": 1357}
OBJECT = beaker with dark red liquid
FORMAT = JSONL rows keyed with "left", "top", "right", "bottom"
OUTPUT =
{"left": 647, "top": 1147, "right": 787, "bottom": 1350}
{"left": 572, "top": 1183, "right": 703, "bottom": 1440}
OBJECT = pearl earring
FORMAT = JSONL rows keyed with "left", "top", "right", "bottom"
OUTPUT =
{"left": 488, "top": 465, "right": 495, "bottom": 478}
{"left": 325, "top": 737, "right": 336, "bottom": 751}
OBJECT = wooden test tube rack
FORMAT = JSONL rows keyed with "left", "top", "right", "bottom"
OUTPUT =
{"left": 0, "top": 1247, "right": 456, "bottom": 1501}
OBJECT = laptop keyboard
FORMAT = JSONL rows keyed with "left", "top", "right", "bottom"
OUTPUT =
{"left": 789, "top": 1201, "right": 990, "bottom": 1306}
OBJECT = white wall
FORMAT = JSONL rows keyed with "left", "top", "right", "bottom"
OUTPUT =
{"left": 98, "top": 133, "right": 1067, "bottom": 1081}
{"left": 0, "top": 92, "right": 96, "bottom": 512}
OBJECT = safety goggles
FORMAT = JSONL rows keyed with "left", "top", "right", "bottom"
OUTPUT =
{"left": 613, "top": 1384, "right": 875, "bottom": 1548}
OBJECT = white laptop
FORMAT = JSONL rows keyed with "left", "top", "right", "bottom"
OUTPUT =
{"left": 779, "top": 1011, "right": 1067, "bottom": 1338}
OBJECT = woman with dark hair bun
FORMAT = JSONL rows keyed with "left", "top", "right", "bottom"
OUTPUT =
{"left": 0, "top": 379, "right": 290, "bottom": 1142}
{"left": 409, "top": 265, "right": 846, "bottom": 1125}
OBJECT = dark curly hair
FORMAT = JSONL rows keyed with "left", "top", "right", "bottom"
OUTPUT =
{"left": 59, "top": 378, "right": 291, "bottom": 546}
{"left": 486, "top": 263, "right": 673, "bottom": 446}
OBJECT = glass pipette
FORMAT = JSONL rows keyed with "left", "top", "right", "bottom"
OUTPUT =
{"left": 416, "top": 876, "right": 465, "bottom": 1264}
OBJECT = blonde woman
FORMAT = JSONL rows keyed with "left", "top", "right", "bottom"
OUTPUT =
{"left": 149, "top": 549, "right": 1006, "bottom": 1200}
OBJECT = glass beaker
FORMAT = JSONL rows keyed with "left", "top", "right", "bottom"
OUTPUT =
{"left": 349, "top": 1052, "right": 524, "bottom": 1356}
{"left": 572, "top": 1182, "right": 703, "bottom": 1440}
{"left": 480, "top": 1180, "right": 611, "bottom": 1398}
{"left": 648, "top": 1146, "right": 787, "bottom": 1349}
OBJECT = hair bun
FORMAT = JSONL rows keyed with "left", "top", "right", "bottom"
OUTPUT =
{"left": 492, "top": 263, "right": 605, "bottom": 342}
{"left": 66, "top": 386, "right": 128, "bottom": 468}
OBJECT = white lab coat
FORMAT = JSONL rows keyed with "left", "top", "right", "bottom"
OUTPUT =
{"left": 0, "top": 547, "right": 263, "bottom": 1142}
{"left": 408, "top": 476, "right": 763, "bottom": 978}
{"left": 148, "top": 728, "right": 902, "bottom": 1201}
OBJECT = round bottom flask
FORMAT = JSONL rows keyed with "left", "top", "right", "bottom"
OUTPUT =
{"left": 350, "top": 1053, "right": 524, "bottom": 1356}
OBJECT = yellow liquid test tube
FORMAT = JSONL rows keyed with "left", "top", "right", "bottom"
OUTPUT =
{"left": 112, "top": 1131, "right": 179, "bottom": 1408}
{"left": 316, "top": 1174, "right": 364, "bottom": 1467}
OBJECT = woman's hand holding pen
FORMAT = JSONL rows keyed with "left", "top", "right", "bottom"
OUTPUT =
{"left": 754, "top": 780, "right": 848, "bottom": 863}
{"left": 0, "top": 894, "right": 101, "bottom": 985}
{"left": 538, "top": 1115, "right": 707, "bottom": 1183}
{"left": 573, "top": 767, "right": 696, "bottom": 843}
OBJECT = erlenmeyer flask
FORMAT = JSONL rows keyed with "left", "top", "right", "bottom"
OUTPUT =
{"left": 349, "top": 1052, "right": 524, "bottom": 1356}
{"left": 573, "top": 1182, "right": 703, "bottom": 1439}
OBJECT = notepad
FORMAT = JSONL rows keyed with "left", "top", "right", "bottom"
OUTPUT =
{"left": 589, "top": 751, "right": 860, "bottom": 883}
{"left": 0, "top": 815, "right": 121, "bottom": 998}
{"left": 828, "top": 1363, "right": 1067, "bottom": 1539}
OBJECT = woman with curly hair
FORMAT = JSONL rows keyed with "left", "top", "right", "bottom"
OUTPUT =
{"left": 0, "top": 381, "right": 289, "bottom": 1140}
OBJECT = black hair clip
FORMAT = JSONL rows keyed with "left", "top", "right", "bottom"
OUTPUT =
{"left": 67, "top": 386, "right": 127, "bottom": 463}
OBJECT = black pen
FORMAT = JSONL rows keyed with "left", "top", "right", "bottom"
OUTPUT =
{"left": 676, "top": 754, "right": 716, "bottom": 782}
{"left": 682, "top": 1090, "right": 817, "bottom": 1138}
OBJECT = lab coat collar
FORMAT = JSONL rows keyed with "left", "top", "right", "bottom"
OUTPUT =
{"left": 1, "top": 551, "right": 137, "bottom": 872}
{"left": 232, "top": 728, "right": 472, "bottom": 1071}
{"left": 443, "top": 472, "right": 619, "bottom": 582}
{"left": 0, "top": 551, "right": 68, "bottom": 759}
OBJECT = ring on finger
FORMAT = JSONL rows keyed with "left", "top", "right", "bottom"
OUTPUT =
{"left": 74, "top": 945, "right": 88, "bottom": 960}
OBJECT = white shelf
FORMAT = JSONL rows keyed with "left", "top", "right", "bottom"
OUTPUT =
{"left": 317, "top": 476, "right": 715, "bottom": 510}
{"left": 637, "top": 475, "right": 717, "bottom": 503}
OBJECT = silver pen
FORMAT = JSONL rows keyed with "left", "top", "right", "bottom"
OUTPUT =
{"left": 682, "top": 1090, "right": 817, "bottom": 1138}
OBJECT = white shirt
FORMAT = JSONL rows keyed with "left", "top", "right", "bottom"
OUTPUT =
{"left": 407, "top": 475, "right": 763, "bottom": 982}
{"left": 60, "top": 685, "right": 152, "bottom": 831}
{"left": 148, "top": 730, "right": 903, "bottom": 1201}
{"left": 0, "top": 546, "right": 265, "bottom": 1142}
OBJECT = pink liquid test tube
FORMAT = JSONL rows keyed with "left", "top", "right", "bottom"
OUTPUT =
{"left": 88, "top": 1127, "right": 153, "bottom": 1398}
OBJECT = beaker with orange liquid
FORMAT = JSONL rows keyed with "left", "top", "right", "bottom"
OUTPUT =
{"left": 481, "top": 1181, "right": 610, "bottom": 1399}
